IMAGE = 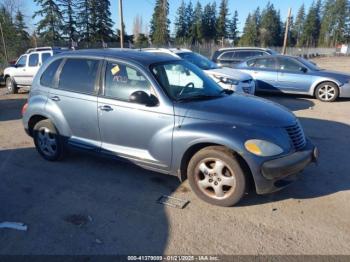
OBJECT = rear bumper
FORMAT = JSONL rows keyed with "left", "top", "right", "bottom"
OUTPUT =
{"left": 254, "top": 140, "right": 318, "bottom": 194}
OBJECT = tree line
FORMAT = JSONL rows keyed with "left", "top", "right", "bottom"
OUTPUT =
{"left": 169, "top": 0, "right": 350, "bottom": 47}
{"left": 0, "top": 0, "right": 350, "bottom": 66}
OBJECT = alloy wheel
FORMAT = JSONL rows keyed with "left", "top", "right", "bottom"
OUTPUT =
{"left": 37, "top": 127, "right": 58, "bottom": 157}
{"left": 194, "top": 158, "right": 236, "bottom": 200}
{"left": 318, "top": 84, "right": 336, "bottom": 101}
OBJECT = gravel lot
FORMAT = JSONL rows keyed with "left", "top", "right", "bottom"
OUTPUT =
{"left": 0, "top": 57, "right": 350, "bottom": 255}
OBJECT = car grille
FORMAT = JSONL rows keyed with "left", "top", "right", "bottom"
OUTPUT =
{"left": 285, "top": 122, "right": 306, "bottom": 151}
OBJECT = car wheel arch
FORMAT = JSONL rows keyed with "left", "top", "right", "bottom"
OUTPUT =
{"left": 28, "top": 115, "right": 49, "bottom": 136}
{"left": 312, "top": 80, "right": 340, "bottom": 96}
{"left": 178, "top": 143, "right": 255, "bottom": 190}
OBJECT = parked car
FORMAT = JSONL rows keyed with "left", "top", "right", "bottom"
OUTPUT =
{"left": 142, "top": 48, "right": 255, "bottom": 95}
{"left": 212, "top": 47, "right": 278, "bottom": 68}
{"left": 22, "top": 49, "right": 318, "bottom": 207}
{"left": 236, "top": 55, "right": 350, "bottom": 102}
{"left": 3, "top": 47, "right": 68, "bottom": 94}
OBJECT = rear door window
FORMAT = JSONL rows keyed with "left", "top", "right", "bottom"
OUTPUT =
{"left": 219, "top": 51, "right": 235, "bottom": 60}
{"left": 235, "top": 51, "right": 263, "bottom": 60}
{"left": 58, "top": 58, "right": 100, "bottom": 94}
{"left": 29, "top": 53, "right": 39, "bottom": 67}
{"left": 247, "top": 58, "right": 276, "bottom": 69}
{"left": 40, "top": 59, "right": 62, "bottom": 87}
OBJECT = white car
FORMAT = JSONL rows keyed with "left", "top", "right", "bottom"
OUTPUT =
{"left": 142, "top": 48, "right": 256, "bottom": 95}
{"left": 3, "top": 47, "right": 67, "bottom": 94}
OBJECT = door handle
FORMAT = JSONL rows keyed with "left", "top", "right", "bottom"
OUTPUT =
{"left": 50, "top": 96, "right": 60, "bottom": 102}
{"left": 99, "top": 105, "right": 113, "bottom": 112}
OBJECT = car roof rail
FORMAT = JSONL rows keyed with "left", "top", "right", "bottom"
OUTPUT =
{"left": 25, "top": 46, "right": 69, "bottom": 54}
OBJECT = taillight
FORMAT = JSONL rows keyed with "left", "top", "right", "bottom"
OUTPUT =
{"left": 21, "top": 103, "right": 28, "bottom": 116}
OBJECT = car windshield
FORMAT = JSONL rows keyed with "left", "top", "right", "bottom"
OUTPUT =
{"left": 150, "top": 60, "right": 224, "bottom": 102}
{"left": 177, "top": 52, "right": 220, "bottom": 70}
{"left": 298, "top": 57, "right": 322, "bottom": 71}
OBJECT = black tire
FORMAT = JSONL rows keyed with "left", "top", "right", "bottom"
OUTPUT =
{"left": 187, "top": 146, "right": 246, "bottom": 207}
{"left": 6, "top": 77, "right": 18, "bottom": 94}
{"left": 33, "top": 119, "right": 65, "bottom": 161}
{"left": 315, "top": 82, "right": 339, "bottom": 102}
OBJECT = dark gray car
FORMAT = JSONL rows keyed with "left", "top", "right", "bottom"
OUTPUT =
{"left": 22, "top": 49, "right": 318, "bottom": 206}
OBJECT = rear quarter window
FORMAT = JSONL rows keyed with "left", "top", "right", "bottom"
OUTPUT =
{"left": 40, "top": 59, "right": 62, "bottom": 87}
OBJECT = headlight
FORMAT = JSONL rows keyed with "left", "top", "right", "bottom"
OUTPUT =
{"left": 245, "top": 139, "right": 283, "bottom": 157}
{"left": 214, "top": 75, "right": 239, "bottom": 85}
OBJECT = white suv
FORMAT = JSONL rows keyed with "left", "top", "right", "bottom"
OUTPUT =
{"left": 142, "top": 48, "right": 256, "bottom": 95}
{"left": 4, "top": 47, "right": 67, "bottom": 94}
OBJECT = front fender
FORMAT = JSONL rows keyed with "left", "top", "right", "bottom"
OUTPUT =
{"left": 309, "top": 77, "right": 342, "bottom": 96}
{"left": 171, "top": 118, "right": 291, "bottom": 173}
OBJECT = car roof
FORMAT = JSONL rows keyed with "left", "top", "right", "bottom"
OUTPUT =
{"left": 218, "top": 47, "right": 274, "bottom": 52}
{"left": 54, "top": 48, "right": 180, "bottom": 66}
{"left": 243, "top": 54, "right": 300, "bottom": 60}
{"left": 141, "top": 48, "right": 192, "bottom": 56}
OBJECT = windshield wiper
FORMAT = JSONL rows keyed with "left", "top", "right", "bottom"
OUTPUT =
{"left": 176, "top": 94, "right": 223, "bottom": 102}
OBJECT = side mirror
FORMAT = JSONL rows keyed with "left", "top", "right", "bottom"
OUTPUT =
{"left": 129, "top": 91, "right": 158, "bottom": 106}
{"left": 300, "top": 67, "right": 308, "bottom": 73}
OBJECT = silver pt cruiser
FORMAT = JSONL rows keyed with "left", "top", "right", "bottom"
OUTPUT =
{"left": 22, "top": 49, "right": 318, "bottom": 206}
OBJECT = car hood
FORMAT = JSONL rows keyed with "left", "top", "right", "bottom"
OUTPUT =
{"left": 175, "top": 94, "right": 296, "bottom": 127}
{"left": 204, "top": 67, "right": 252, "bottom": 81}
{"left": 313, "top": 69, "right": 350, "bottom": 81}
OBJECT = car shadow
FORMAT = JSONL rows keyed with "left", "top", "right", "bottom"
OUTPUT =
{"left": 0, "top": 97, "right": 27, "bottom": 121}
{"left": 0, "top": 147, "right": 180, "bottom": 255}
{"left": 258, "top": 93, "right": 316, "bottom": 111}
{"left": 239, "top": 116, "right": 350, "bottom": 206}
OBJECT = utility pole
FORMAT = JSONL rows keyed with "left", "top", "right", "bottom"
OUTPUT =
{"left": 0, "top": 20, "right": 8, "bottom": 63}
{"left": 119, "top": 0, "right": 124, "bottom": 48}
{"left": 282, "top": 8, "right": 292, "bottom": 55}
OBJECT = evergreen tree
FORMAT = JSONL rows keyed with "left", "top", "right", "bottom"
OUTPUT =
{"left": 228, "top": 10, "right": 239, "bottom": 45}
{"left": 95, "top": 0, "right": 114, "bottom": 42}
{"left": 14, "top": 10, "right": 30, "bottom": 52}
{"left": 216, "top": 0, "right": 229, "bottom": 40}
{"left": 294, "top": 4, "right": 306, "bottom": 46}
{"left": 174, "top": 0, "right": 186, "bottom": 43}
{"left": 14, "top": 11, "right": 29, "bottom": 41}
{"left": 185, "top": 1, "right": 194, "bottom": 40}
{"left": 33, "top": 0, "right": 64, "bottom": 44}
{"left": 259, "top": 3, "right": 282, "bottom": 47}
{"left": 76, "top": 0, "right": 91, "bottom": 42}
{"left": 302, "top": 1, "right": 321, "bottom": 47}
{"left": 319, "top": 0, "right": 350, "bottom": 46}
{"left": 0, "top": 6, "right": 17, "bottom": 62}
{"left": 239, "top": 11, "right": 259, "bottom": 46}
{"left": 135, "top": 33, "right": 149, "bottom": 48}
{"left": 191, "top": 1, "right": 203, "bottom": 44}
{"left": 58, "top": 0, "right": 77, "bottom": 42}
{"left": 150, "top": 0, "right": 170, "bottom": 46}
{"left": 202, "top": 2, "right": 217, "bottom": 42}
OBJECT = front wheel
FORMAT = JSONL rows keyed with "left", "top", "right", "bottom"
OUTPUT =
{"left": 33, "top": 119, "right": 65, "bottom": 161}
{"left": 6, "top": 77, "right": 18, "bottom": 94}
{"left": 187, "top": 146, "right": 246, "bottom": 207}
{"left": 315, "top": 82, "right": 339, "bottom": 102}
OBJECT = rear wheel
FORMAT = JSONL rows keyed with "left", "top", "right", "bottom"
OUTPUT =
{"left": 315, "top": 82, "right": 339, "bottom": 102}
{"left": 187, "top": 146, "right": 246, "bottom": 207}
{"left": 33, "top": 119, "right": 65, "bottom": 161}
{"left": 6, "top": 77, "right": 18, "bottom": 94}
